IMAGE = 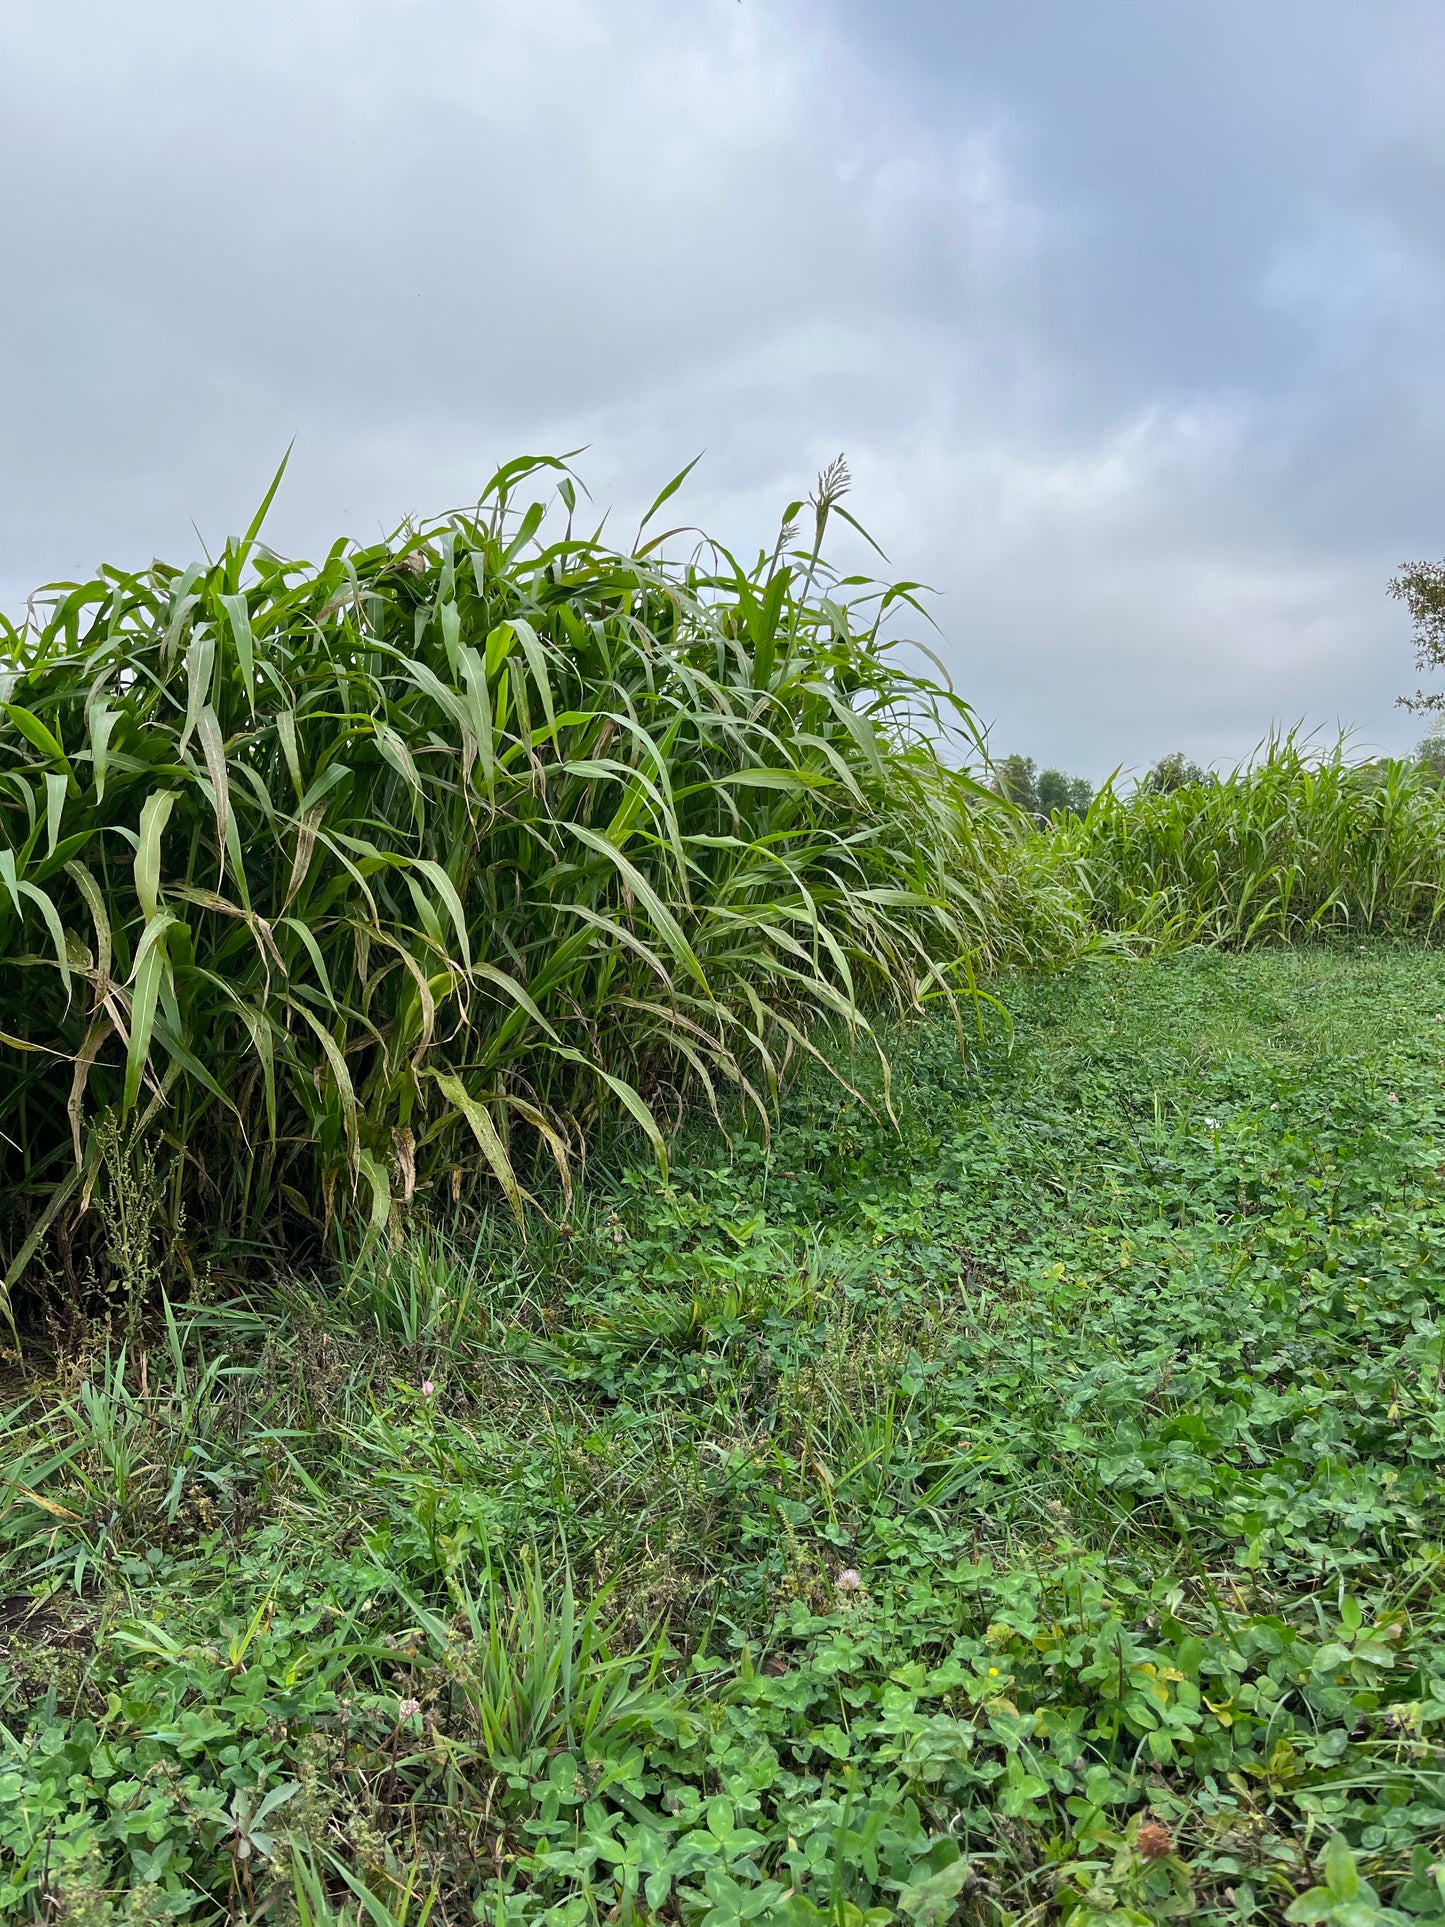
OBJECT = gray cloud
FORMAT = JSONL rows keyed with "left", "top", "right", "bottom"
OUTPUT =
{"left": 2, "top": 0, "right": 1442, "bottom": 778}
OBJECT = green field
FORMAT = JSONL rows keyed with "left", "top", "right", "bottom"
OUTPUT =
{"left": 5, "top": 944, "right": 1445, "bottom": 1924}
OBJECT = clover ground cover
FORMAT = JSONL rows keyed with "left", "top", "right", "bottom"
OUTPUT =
{"left": 2, "top": 945, "right": 1444, "bottom": 1924}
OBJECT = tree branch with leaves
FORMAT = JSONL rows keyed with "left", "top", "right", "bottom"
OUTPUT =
{"left": 1391, "top": 557, "right": 1445, "bottom": 713}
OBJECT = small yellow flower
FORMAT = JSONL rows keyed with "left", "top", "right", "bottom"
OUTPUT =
{"left": 987, "top": 1666, "right": 999, "bottom": 1676}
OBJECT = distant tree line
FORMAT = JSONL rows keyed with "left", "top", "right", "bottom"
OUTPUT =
{"left": 990, "top": 749, "right": 1210, "bottom": 823}
{"left": 990, "top": 755, "right": 1093, "bottom": 823}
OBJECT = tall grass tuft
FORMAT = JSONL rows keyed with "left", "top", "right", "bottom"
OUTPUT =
{"left": 1074, "top": 734, "right": 1445, "bottom": 946}
{"left": 0, "top": 455, "right": 1080, "bottom": 1310}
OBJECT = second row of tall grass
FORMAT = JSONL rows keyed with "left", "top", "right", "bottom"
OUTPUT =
{"left": 1068, "top": 734, "right": 1445, "bottom": 946}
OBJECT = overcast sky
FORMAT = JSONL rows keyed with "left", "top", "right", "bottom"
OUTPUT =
{"left": 4, "top": 0, "right": 1444, "bottom": 778}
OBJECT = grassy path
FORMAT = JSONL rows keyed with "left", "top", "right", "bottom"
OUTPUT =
{"left": 4, "top": 948, "right": 1445, "bottom": 1924}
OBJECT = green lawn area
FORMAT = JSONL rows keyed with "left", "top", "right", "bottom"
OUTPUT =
{"left": 4, "top": 947, "right": 1445, "bottom": 1925}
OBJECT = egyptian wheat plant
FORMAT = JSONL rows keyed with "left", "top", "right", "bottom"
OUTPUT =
{"left": 0, "top": 455, "right": 1076, "bottom": 1311}
{"left": 1073, "top": 734, "right": 1445, "bottom": 946}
